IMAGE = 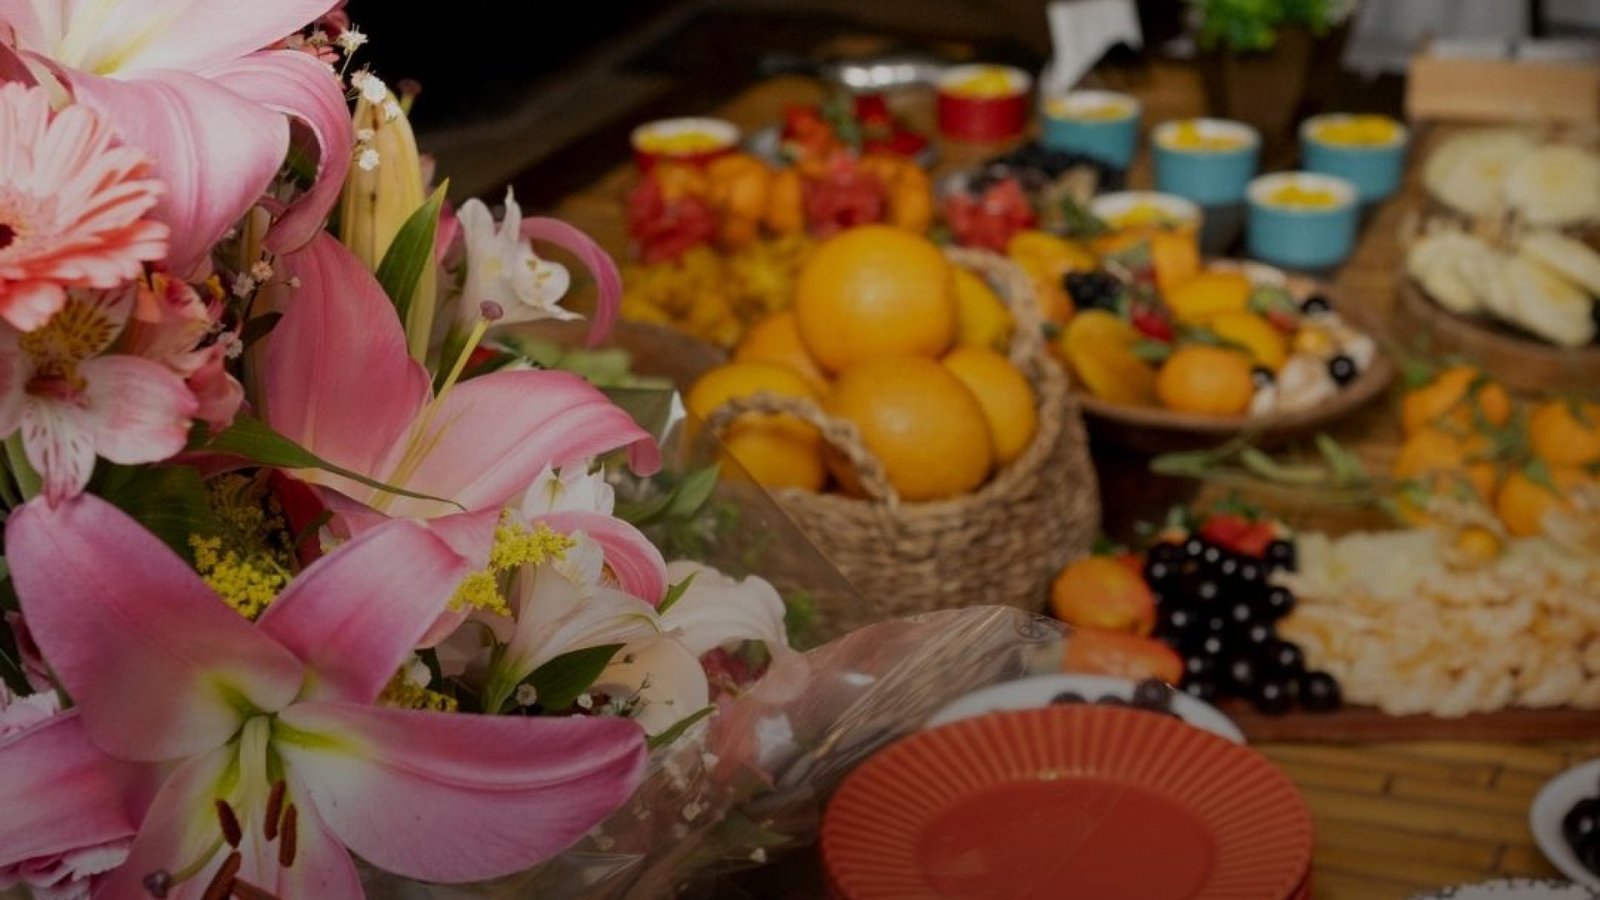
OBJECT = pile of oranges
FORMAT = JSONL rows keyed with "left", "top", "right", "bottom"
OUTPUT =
{"left": 1392, "top": 365, "right": 1600, "bottom": 539}
{"left": 687, "top": 226, "right": 1038, "bottom": 502}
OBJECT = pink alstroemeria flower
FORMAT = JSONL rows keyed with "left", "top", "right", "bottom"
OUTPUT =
{"left": 262, "top": 235, "right": 661, "bottom": 586}
{"left": 0, "top": 0, "right": 353, "bottom": 275}
{"left": 0, "top": 494, "right": 649, "bottom": 899}
{"left": 0, "top": 286, "right": 198, "bottom": 505}
{"left": 0, "top": 81, "right": 168, "bottom": 331}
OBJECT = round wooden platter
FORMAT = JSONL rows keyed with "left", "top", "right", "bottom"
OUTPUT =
{"left": 1396, "top": 274, "right": 1600, "bottom": 395}
{"left": 1075, "top": 280, "right": 1397, "bottom": 456}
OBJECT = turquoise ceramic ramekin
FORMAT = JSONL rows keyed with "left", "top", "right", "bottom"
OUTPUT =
{"left": 1246, "top": 172, "right": 1360, "bottom": 270}
{"left": 1300, "top": 114, "right": 1409, "bottom": 203}
{"left": 1040, "top": 90, "right": 1141, "bottom": 169}
{"left": 1152, "top": 119, "right": 1260, "bottom": 206}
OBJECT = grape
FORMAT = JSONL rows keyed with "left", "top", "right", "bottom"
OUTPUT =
{"left": 1299, "top": 671, "right": 1342, "bottom": 712}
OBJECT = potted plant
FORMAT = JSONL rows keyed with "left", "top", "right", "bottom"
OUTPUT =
{"left": 1189, "top": 0, "right": 1360, "bottom": 158}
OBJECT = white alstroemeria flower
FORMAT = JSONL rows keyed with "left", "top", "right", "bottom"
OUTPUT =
{"left": 520, "top": 463, "right": 615, "bottom": 518}
{"left": 456, "top": 188, "right": 578, "bottom": 329}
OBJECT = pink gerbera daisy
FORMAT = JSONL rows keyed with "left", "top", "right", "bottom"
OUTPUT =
{"left": 0, "top": 82, "right": 169, "bottom": 332}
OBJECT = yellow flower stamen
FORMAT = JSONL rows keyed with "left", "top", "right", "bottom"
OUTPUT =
{"left": 447, "top": 513, "right": 573, "bottom": 614}
{"left": 377, "top": 667, "right": 458, "bottom": 712}
{"left": 190, "top": 535, "right": 287, "bottom": 620}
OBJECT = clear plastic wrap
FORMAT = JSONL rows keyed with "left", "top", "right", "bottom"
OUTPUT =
{"left": 361, "top": 605, "right": 1066, "bottom": 899}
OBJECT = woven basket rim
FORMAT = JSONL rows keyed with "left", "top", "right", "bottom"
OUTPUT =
{"left": 750, "top": 246, "right": 1076, "bottom": 516}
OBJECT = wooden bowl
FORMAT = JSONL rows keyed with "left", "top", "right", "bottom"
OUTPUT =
{"left": 1075, "top": 278, "right": 1396, "bottom": 455}
{"left": 1396, "top": 275, "right": 1600, "bottom": 395}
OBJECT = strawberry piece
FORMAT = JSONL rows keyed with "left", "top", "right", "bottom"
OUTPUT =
{"left": 1131, "top": 308, "right": 1175, "bottom": 343}
{"left": 1199, "top": 514, "right": 1277, "bottom": 557}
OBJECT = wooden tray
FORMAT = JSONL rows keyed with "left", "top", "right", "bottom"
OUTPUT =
{"left": 1225, "top": 702, "right": 1600, "bottom": 743}
{"left": 1396, "top": 276, "right": 1600, "bottom": 395}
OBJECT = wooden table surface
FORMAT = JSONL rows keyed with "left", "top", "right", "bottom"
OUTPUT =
{"left": 547, "top": 63, "right": 1600, "bottom": 899}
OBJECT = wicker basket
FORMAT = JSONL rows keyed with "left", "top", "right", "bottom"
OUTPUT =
{"left": 705, "top": 247, "right": 1100, "bottom": 638}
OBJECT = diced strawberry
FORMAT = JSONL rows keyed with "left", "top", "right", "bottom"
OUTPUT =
{"left": 853, "top": 94, "right": 892, "bottom": 124}
{"left": 1199, "top": 514, "right": 1277, "bottom": 557}
{"left": 1266, "top": 309, "right": 1299, "bottom": 333}
{"left": 1131, "top": 308, "right": 1175, "bottom": 343}
{"left": 886, "top": 129, "right": 928, "bottom": 157}
{"left": 803, "top": 168, "right": 889, "bottom": 237}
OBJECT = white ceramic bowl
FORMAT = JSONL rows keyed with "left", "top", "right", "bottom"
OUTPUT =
{"left": 925, "top": 673, "right": 1246, "bottom": 744}
{"left": 1531, "top": 758, "right": 1600, "bottom": 891}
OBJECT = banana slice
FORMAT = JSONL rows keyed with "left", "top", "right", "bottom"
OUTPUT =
{"left": 1407, "top": 231, "right": 1487, "bottom": 315}
{"left": 1504, "top": 144, "right": 1600, "bottom": 227}
{"left": 1466, "top": 250, "right": 1519, "bottom": 321}
{"left": 1503, "top": 253, "right": 1596, "bottom": 347}
{"left": 1520, "top": 230, "right": 1600, "bottom": 297}
{"left": 1423, "top": 130, "right": 1537, "bottom": 218}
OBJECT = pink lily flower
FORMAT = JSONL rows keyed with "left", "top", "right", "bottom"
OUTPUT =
{"left": 262, "top": 235, "right": 661, "bottom": 586}
{"left": 1, "top": 493, "right": 649, "bottom": 899}
{"left": 1, "top": 0, "right": 354, "bottom": 275}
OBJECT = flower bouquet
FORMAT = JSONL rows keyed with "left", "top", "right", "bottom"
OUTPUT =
{"left": 0, "top": 3, "right": 836, "bottom": 898}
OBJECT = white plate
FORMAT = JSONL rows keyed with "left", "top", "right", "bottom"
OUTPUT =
{"left": 1410, "top": 878, "right": 1599, "bottom": 899}
{"left": 1532, "top": 758, "right": 1600, "bottom": 891}
{"left": 925, "top": 673, "right": 1246, "bottom": 744}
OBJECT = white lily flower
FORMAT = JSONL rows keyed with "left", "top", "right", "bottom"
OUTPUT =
{"left": 457, "top": 188, "right": 579, "bottom": 329}
{"left": 520, "top": 463, "right": 615, "bottom": 519}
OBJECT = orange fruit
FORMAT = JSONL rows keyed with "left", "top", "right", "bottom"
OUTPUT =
{"left": 1061, "top": 629, "right": 1184, "bottom": 684}
{"left": 942, "top": 347, "right": 1038, "bottom": 466}
{"left": 793, "top": 226, "right": 956, "bottom": 373}
{"left": 1209, "top": 311, "right": 1287, "bottom": 371}
{"left": 1061, "top": 310, "right": 1158, "bottom": 406}
{"left": 952, "top": 267, "right": 1013, "bottom": 351}
{"left": 686, "top": 362, "right": 824, "bottom": 490}
{"left": 1391, "top": 427, "right": 1498, "bottom": 501}
{"left": 1093, "top": 228, "right": 1201, "bottom": 296}
{"left": 825, "top": 356, "right": 993, "bottom": 501}
{"left": 1049, "top": 556, "right": 1157, "bottom": 636}
{"left": 1164, "top": 270, "right": 1252, "bottom": 325}
{"left": 721, "top": 428, "right": 826, "bottom": 492}
{"left": 1529, "top": 399, "right": 1600, "bottom": 467}
{"left": 1400, "top": 366, "right": 1512, "bottom": 437}
{"left": 733, "top": 311, "right": 828, "bottom": 393}
{"left": 1006, "top": 230, "right": 1095, "bottom": 323}
{"left": 1155, "top": 346, "right": 1255, "bottom": 415}
{"left": 1495, "top": 467, "right": 1592, "bottom": 537}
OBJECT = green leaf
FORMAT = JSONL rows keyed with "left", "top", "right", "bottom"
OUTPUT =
{"left": 647, "top": 705, "right": 715, "bottom": 752}
{"left": 1314, "top": 434, "right": 1371, "bottom": 487}
{"left": 200, "top": 417, "right": 456, "bottom": 507}
{"left": 0, "top": 643, "right": 29, "bottom": 696}
{"left": 95, "top": 464, "right": 222, "bottom": 562}
{"left": 657, "top": 573, "right": 697, "bottom": 615}
{"left": 615, "top": 491, "right": 676, "bottom": 527}
{"left": 1524, "top": 458, "right": 1556, "bottom": 491}
{"left": 1239, "top": 447, "right": 1330, "bottom": 485}
{"left": 1130, "top": 339, "right": 1174, "bottom": 363}
{"left": 666, "top": 466, "right": 720, "bottom": 520}
{"left": 526, "top": 644, "right": 624, "bottom": 712}
{"left": 239, "top": 311, "right": 284, "bottom": 349}
{"left": 374, "top": 183, "right": 447, "bottom": 326}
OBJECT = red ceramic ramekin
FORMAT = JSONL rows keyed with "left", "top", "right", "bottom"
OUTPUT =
{"left": 936, "top": 65, "right": 1031, "bottom": 143}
